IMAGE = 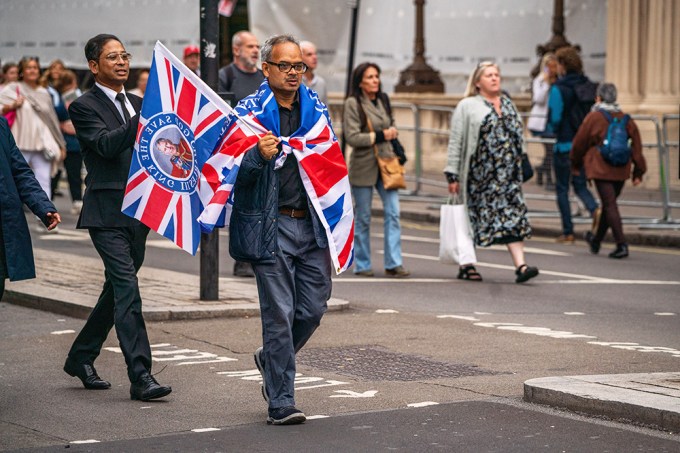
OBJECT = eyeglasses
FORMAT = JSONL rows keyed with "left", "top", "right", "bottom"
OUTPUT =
{"left": 102, "top": 52, "right": 132, "bottom": 63}
{"left": 266, "top": 61, "right": 307, "bottom": 74}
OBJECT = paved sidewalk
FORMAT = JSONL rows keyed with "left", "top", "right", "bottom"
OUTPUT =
{"left": 525, "top": 372, "right": 680, "bottom": 431}
{"left": 5, "top": 248, "right": 349, "bottom": 321}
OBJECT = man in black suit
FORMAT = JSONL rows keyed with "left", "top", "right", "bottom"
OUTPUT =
{"left": 64, "top": 34, "right": 171, "bottom": 401}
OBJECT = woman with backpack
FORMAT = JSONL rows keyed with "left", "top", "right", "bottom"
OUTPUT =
{"left": 571, "top": 83, "right": 646, "bottom": 259}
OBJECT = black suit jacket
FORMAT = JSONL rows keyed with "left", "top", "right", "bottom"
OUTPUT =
{"left": 69, "top": 85, "right": 143, "bottom": 228}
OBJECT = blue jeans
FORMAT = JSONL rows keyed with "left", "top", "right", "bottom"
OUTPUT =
{"left": 352, "top": 180, "right": 403, "bottom": 272}
{"left": 553, "top": 152, "right": 598, "bottom": 235}
{"left": 252, "top": 215, "right": 332, "bottom": 409}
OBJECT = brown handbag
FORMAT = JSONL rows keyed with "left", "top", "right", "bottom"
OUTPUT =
{"left": 367, "top": 117, "right": 406, "bottom": 190}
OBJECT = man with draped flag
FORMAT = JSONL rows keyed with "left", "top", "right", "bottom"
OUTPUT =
{"left": 122, "top": 41, "right": 229, "bottom": 255}
{"left": 200, "top": 35, "right": 353, "bottom": 425}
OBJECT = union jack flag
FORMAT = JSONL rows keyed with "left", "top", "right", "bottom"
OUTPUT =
{"left": 198, "top": 81, "right": 354, "bottom": 274}
{"left": 122, "top": 41, "right": 229, "bottom": 255}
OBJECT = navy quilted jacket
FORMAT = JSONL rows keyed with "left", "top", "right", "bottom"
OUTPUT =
{"left": 229, "top": 146, "right": 328, "bottom": 263}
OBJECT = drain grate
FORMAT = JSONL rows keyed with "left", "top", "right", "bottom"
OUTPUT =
{"left": 297, "top": 345, "right": 500, "bottom": 381}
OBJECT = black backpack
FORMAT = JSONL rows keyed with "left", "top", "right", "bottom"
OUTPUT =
{"left": 568, "top": 80, "right": 598, "bottom": 131}
{"left": 598, "top": 110, "right": 632, "bottom": 166}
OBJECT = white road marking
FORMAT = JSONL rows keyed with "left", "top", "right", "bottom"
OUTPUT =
{"left": 330, "top": 390, "right": 378, "bottom": 398}
{"left": 564, "top": 312, "right": 585, "bottom": 316}
{"left": 655, "top": 312, "right": 676, "bottom": 316}
{"left": 439, "top": 315, "right": 680, "bottom": 359}
{"left": 375, "top": 309, "right": 399, "bottom": 314}
{"left": 384, "top": 234, "right": 572, "bottom": 256}
{"left": 589, "top": 342, "right": 680, "bottom": 358}
{"left": 437, "top": 315, "right": 480, "bottom": 321}
{"left": 407, "top": 401, "right": 439, "bottom": 408}
{"left": 192, "top": 428, "right": 221, "bottom": 433}
{"left": 70, "top": 440, "right": 100, "bottom": 444}
{"left": 51, "top": 329, "right": 75, "bottom": 335}
{"left": 475, "top": 322, "right": 597, "bottom": 339}
{"left": 307, "top": 415, "right": 330, "bottom": 420}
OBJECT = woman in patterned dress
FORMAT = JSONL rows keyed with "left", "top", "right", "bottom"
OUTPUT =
{"left": 444, "top": 62, "right": 539, "bottom": 283}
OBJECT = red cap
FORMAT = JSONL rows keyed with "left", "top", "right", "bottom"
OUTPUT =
{"left": 184, "top": 45, "right": 200, "bottom": 58}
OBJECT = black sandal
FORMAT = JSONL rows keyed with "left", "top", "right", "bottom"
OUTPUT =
{"left": 515, "top": 264, "right": 539, "bottom": 283}
{"left": 457, "top": 265, "right": 483, "bottom": 281}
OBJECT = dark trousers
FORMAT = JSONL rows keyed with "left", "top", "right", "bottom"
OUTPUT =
{"left": 67, "top": 225, "right": 152, "bottom": 382}
{"left": 554, "top": 152, "right": 598, "bottom": 235}
{"left": 63, "top": 152, "right": 83, "bottom": 202}
{"left": 594, "top": 180, "right": 626, "bottom": 245}
{"left": 252, "top": 215, "right": 332, "bottom": 409}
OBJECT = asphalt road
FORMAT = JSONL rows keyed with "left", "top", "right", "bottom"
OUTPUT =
{"left": 3, "top": 194, "right": 678, "bottom": 451}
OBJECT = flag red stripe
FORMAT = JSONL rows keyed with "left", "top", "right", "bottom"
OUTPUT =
{"left": 299, "top": 144, "right": 347, "bottom": 197}
{"left": 124, "top": 171, "right": 147, "bottom": 196}
{"left": 164, "top": 59, "right": 175, "bottom": 109}
{"left": 337, "top": 223, "right": 354, "bottom": 267}
{"left": 195, "top": 109, "right": 223, "bottom": 137}
{"left": 176, "top": 79, "right": 197, "bottom": 126}
{"left": 175, "top": 196, "right": 183, "bottom": 249}
{"left": 140, "top": 184, "right": 173, "bottom": 230}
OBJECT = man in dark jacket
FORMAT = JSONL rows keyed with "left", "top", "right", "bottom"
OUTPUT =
{"left": 230, "top": 35, "right": 338, "bottom": 426}
{"left": 0, "top": 117, "right": 60, "bottom": 300}
{"left": 64, "top": 34, "right": 171, "bottom": 401}
{"left": 548, "top": 46, "right": 600, "bottom": 243}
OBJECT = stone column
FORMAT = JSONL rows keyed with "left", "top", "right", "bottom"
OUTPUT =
{"left": 605, "top": 0, "right": 646, "bottom": 108}
{"left": 638, "top": 0, "right": 680, "bottom": 113}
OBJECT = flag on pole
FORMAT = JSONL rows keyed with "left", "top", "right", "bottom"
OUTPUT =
{"left": 122, "top": 41, "right": 230, "bottom": 255}
{"left": 197, "top": 81, "right": 354, "bottom": 274}
{"left": 218, "top": 0, "right": 237, "bottom": 17}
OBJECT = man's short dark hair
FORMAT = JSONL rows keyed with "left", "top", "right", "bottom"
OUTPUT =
{"left": 85, "top": 34, "right": 121, "bottom": 62}
{"left": 260, "top": 34, "right": 299, "bottom": 63}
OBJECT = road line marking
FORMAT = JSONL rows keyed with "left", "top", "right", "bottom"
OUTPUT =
{"left": 655, "top": 312, "right": 676, "bottom": 316}
{"left": 386, "top": 235, "right": 572, "bottom": 256}
{"left": 51, "top": 329, "right": 75, "bottom": 335}
{"left": 408, "top": 401, "right": 439, "bottom": 408}
{"left": 376, "top": 309, "right": 399, "bottom": 314}
{"left": 70, "top": 440, "right": 100, "bottom": 444}
{"left": 564, "top": 312, "right": 585, "bottom": 315}
{"left": 437, "top": 315, "right": 480, "bottom": 321}
{"left": 307, "top": 415, "right": 330, "bottom": 420}
{"left": 192, "top": 428, "right": 221, "bottom": 433}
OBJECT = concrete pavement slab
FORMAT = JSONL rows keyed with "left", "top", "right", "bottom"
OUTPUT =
{"left": 524, "top": 372, "right": 680, "bottom": 431}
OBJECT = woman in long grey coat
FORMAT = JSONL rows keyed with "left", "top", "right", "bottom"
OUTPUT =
{"left": 343, "top": 62, "right": 409, "bottom": 278}
{"left": 0, "top": 117, "right": 61, "bottom": 300}
{"left": 444, "top": 62, "right": 538, "bottom": 284}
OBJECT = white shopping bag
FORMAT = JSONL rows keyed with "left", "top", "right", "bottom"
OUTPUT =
{"left": 439, "top": 201, "right": 477, "bottom": 265}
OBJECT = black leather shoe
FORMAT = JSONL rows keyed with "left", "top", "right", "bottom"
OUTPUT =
{"left": 63, "top": 358, "right": 111, "bottom": 390}
{"left": 130, "top": 372, "right": 172, "bottom": 401}
{"left": 609, "top": 244, "right": 629, "bottom": 259}
{"left": 584, "top": 232, "right": 600, "bottom": 255}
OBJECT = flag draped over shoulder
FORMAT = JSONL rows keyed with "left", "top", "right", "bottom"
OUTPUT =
{"left": 198, "top": 81, "right": 354, "bottom": 274}
{"left": 122, "top": 41, "right": 230, "bottom": 255}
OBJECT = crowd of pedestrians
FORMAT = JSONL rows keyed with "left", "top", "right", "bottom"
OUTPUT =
{"left": 0, "top": 30, "right": 649, "bottom": 427}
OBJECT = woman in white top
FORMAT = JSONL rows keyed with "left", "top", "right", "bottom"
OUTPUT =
{"left": 0, "top": 57, "right": 65, "bottom": 199}
{"left": 527, "top": 53, "right": 557, "bottom": 188}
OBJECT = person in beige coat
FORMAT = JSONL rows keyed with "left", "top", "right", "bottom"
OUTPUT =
{"left": 343, "top": 62, "right": 409, "bottom": 277}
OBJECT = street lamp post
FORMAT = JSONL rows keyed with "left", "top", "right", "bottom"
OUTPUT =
{"left": 394, "top": 0, "right": 444, "bottom": 93}
{"left": 532, "top": 0, "right": 576, "bottom": 77}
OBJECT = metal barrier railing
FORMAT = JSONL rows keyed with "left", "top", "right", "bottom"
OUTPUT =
{"left": 330, "top": 100, "right": 679, "bottom": 229}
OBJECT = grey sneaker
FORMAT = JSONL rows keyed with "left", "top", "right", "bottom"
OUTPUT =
{"left": 267, "top": 406, "right": 306, "bottom": 425}
{"left": 385, "top": 265, "right": 410, "bottom": 278}
{"left": 254, "top": 347, "right": 269, "bottom": 403}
